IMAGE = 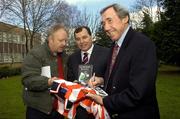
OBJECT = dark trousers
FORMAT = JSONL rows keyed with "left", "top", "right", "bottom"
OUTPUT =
{"left": 75, "top": 106, "right": 94, "bottom": 119}
{"left": 26, "top": 107, "right": 64, "bottom": 119}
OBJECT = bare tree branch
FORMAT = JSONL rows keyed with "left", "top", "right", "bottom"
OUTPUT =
{"left": 6, "top": 0, "right": 68, "bottom": 53}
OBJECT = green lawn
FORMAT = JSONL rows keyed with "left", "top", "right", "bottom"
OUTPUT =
{"left": 0, "top": 76, "right": 25, "bottom": 119}
{"left": 157, "top": 72, "right": 180, "bottom": 119}
{"left": 0, "top": 66, "right": 180, "bottom": 119}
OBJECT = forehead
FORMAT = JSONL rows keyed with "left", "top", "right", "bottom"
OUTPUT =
{"left": 54, "top": 29, "right": 67, "bottom": 37}
{"left": 75, "top": 28, "right": 89, "bottom": 36}
{"left": 101, "top": 7, "right": 118, "bottom": 20}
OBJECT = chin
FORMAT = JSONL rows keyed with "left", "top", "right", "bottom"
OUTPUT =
{"left": 58, "top": 50, "right": 63, "bottom": 53}
{"left": 111, "top": 38, "right": 117, "bottom": 41}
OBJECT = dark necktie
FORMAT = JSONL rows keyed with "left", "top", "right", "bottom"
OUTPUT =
{"left": 105, "top": 44, "right": 119, "bottom": 93}
{"left": 109, "top": 44, "right": 119, "bottom": 76}
{"left": 82, "top": 52, "right": 88, "bottom": 64}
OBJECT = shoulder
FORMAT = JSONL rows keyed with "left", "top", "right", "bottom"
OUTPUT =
{"left": 94, "top": 44, "right": 110, "bottom": 52}
{"left": 26, "top": 43, "right": 49, "bottom": 62}
{"left": 131, "top": 30, "right": 155, "bottom": 48}
{"left": 29, "top": 44, "right": 46, "bottom": 55}
{"left": 67, "top": 50, "right": 80, "bottom": 60}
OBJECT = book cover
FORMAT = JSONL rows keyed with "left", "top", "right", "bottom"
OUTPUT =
{"left": 78, "top": 64, "right": 93, "bottom": 85}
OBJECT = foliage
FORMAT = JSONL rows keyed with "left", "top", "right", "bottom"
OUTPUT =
{"left": 0, "top": 66, "right": 21, "bottom": 79}
{"left": 0, "top": 0, "right": 12, "bottom": 18}
{"left": 95, "top": 24, "right": 113, "bottom": 48}
{"left": 159, "top": 0, "right": 180, "bottom": 65}
{"left": 136, "top": 0, "right": 180, "bottom": 66}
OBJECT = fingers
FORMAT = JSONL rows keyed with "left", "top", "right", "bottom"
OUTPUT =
{"left": 89, "top": 77, "right": 104, "bottom": 88}
{"left": 48, "top": 77, "right": 58, "bottom": 86}
{"left": 86, "top": 93, "right": 103, "bottom": 105}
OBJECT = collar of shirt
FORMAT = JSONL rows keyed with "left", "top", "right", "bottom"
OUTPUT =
{"left": 116, "top": 25, "right": 130, "bottom": 48}
{"left": 81, "top": 44, "right": 94, "bottom": 61}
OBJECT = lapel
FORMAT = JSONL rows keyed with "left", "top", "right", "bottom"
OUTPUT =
{"left": 60, "top": 52, "right": 67, "bottom": 72}
{"left": 108, "top": 27, "right": 135, "bottom": 79}
{"left": 77, "top": 50, "right": 82, "bottom": 64}
{"left": 89, "top": 45, "right": 97, "bottom": 64}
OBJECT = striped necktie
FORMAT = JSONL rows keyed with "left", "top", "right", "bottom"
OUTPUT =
{"left": 82, "top": 52, "right": 88, "bottom": 64}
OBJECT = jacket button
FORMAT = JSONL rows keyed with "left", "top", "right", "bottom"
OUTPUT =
{"left": 113, "top": 86, "right": 116, "bottom": 89}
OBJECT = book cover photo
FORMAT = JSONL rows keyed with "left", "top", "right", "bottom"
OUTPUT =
{"left": 78, "top": 64, "right": 93, "bottom": 85}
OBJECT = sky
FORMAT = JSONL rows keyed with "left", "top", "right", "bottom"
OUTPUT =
{"left": 65, "top": 0, "right": 136, "bottom": 14}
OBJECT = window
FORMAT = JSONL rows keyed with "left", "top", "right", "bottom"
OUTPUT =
{"left": 3, "top": 53, "right": 9, "bottom": 62}
{"left": 3, "top": 32, "right": 7, "bottom": 42}
{"left": 0, "top": 32, "right": 2, "bottom": 42}
{"left": 8, "top": 53, "right": 12, "bottom": 62}
{"left": 21, "top": 36, "right": 26, "bottom": 44}
{"left": 0, "top": 53, "right": 3, "bottom": 62}
{"left": 17, "top": 35, "right": 21, "bottom": 44}
{"left": 7, "top": 33, "right": 12, "bottom": 43}
{"left": 11, "top": 34, "right": 17, "bottom": 43}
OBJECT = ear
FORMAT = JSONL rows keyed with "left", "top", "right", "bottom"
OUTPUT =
{"left": 48, "top": 35, "right": 53, "bottom": 42}
{"left": 122, "top": 16, "right": 129, "bottom": 23}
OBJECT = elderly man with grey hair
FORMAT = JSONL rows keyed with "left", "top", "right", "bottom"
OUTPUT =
{"left": 22, "top": 24, "right": 68, "bottom": 119}
{"left": 86, "top": 4, "right": 160, "bottom": 119}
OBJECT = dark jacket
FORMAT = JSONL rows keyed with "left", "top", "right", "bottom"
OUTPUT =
{"left": 67, "top": 44, "right": 110, "bottom": 82}
{"left": 21, "top": 41, "right": 67, "bottom": 114}
{"left": 66, "top": 44, "right": 110, "bottom": 119}
{"left": 103, "top": 27, "right": 160, "bottom": 119}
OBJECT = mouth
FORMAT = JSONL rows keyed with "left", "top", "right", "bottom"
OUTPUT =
{"left": 107, "top": 31, "right": 115, "bottom": 37}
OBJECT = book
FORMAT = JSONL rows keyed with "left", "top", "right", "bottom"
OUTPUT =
{"left": 94, "top": 87, "right": 108, "bottom": 97}
{"left": 78, "top": 64, "right": 93, "bottom": 85}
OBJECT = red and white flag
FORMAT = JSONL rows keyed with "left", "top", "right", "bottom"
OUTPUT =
{"left": 50, "top": 79, "right": 110, "bottom": 119}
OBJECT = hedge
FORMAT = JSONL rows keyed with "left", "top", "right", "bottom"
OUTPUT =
{"left": 0, "top": 66, "right": 21, "bottom": 79}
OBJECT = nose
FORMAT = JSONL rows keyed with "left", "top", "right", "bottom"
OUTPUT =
{"left": 62, "top": 40, "right": 66, "bottom": 46}
{"left": 103, "top": 23, "right": 111, "bottom": 32}
{"left": 79, "top": 39, "right": 83, "bottom": 44}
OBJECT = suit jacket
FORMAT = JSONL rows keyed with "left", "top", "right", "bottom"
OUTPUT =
{"left": 103, "top": 27, "right": 160, "bottom": 119}
{"left": 67, "top": 44, "right": 110, "bottom": 82}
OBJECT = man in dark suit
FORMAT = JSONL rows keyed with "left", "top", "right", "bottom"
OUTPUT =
{"left": 67, "top": 26, "right": 109, "bottom": 119}
{"left": 86, "top": 4, "right": 160, "bottom": 119}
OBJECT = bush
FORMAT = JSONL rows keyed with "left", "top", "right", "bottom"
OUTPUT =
{"left": 0, "top": 66, "right": 21, "bottom": 79}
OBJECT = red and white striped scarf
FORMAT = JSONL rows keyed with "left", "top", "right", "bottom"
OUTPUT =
{"left": 50, "top": 79, "right": 110, "bottom": 119}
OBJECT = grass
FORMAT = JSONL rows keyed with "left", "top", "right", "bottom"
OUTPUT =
{"left": 157, "top": 72, "right": 180, "bottom": 119}
{"left": 0, "top": 65, "right": 180, "bottom": 119}
{"left": 0, "top": 76, "right": 25, "bottom": 119}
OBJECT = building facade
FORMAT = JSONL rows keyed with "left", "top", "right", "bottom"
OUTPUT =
{"left": 0, "top": 22, "right": 41, "bottom": 64}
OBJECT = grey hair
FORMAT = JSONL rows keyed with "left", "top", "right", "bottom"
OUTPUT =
{"left": 47, "top": 23, "right": 68, "bottom": 38}
{"left": 100, "top": 3, "right": 130, "bottom": 23}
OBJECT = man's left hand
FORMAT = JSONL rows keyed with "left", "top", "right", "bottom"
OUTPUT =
{"left": 86, "top": 93, "right": 103, "bottom": 105}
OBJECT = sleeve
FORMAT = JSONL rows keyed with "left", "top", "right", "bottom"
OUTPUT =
{"left": 21, "top": 51, "right": 49, "bottom": 91}
{"left": 103, "top": 40, "right": 158, "bottom": 113}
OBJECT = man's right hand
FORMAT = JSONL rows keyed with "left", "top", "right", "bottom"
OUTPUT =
{"left": 48, "top": 77, "right": 58, "bottom": 86}
{"left": 88, "top": 73, "right": 104, "bottom": 88}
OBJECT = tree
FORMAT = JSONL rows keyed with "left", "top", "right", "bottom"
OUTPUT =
{"left": 139, "top": 0, "right": 180, "bottom": 66}
{"left": 0, "top": 0, "right": 12, "bottom": 18}
{"left": 63, "top": 8, "right": 100, "bottom": 52}
{"left": 141, "top": 10, "right": 153, "bottom": 35}
{"left": 6, "top": 0, "right": 67, "bottom": 53}
{"left": 131, "top": 0, "right": 159, "bottom": 29}
{"left": 132, "top": 0, "right": 157, "bottom": 18}
{"left": 159, "top": 0, "right": 180, "bottom": 65}
{"left": 95, "top": 24, "right": 113, "bottom": 48}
